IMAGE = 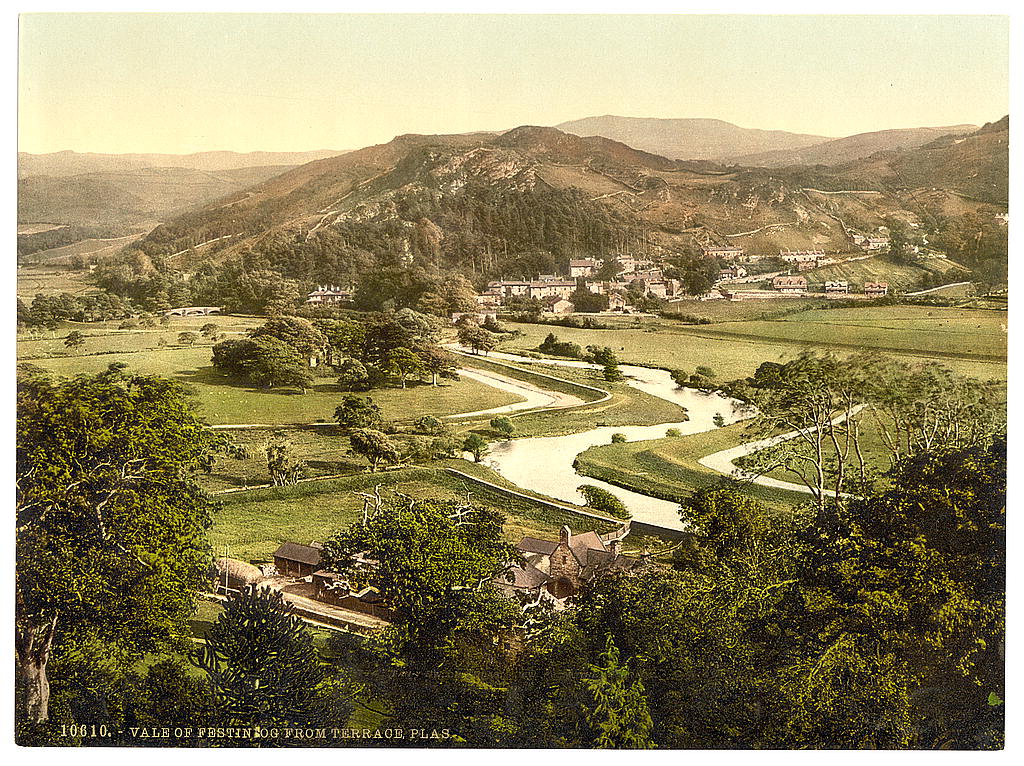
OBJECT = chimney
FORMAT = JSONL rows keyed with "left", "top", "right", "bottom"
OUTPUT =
{"left": 609, "top": 539, "right": 621, "bottom": 558}
{"left": 559, "top": 525, "right": 571, "bottom": 547}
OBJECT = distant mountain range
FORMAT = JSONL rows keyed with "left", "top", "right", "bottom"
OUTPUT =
{"left": 17, "top": 149, "right": 347, "bottom": 178}
{"left": 555, "top": 115, "right": 981, "bottom": 167}
{"left": 18, "top": 116, "right": 1006, "bottom": 288}
{"left": 555, "top": 116, "right": 829, "bottom": 162}
{"left": 17, "top": 149, "right": 353, "bottom": 226}
{"left": 17, "top": 165, "right": 304, "bottom": 226}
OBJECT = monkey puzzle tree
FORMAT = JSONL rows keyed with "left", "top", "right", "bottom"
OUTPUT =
{"left": 16, "top": 363, "right": 219, "bottom": 725}
{"left": 196, "top": 586, "right": 347, "bottom": 728}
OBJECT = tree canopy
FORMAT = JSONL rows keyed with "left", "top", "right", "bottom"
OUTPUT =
{"left": 16, "top": 364, "right": 220, "bottom": 725}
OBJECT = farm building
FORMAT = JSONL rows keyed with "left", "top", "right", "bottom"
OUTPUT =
{"left": 864, "top": 281, "right": 889, "bottom": 297}
{"left": 773, "top": 275, "right": 808, "bottom": 294}
{"left": 824, "top": 280, "right": 850, "bottom": 294}
{"left": 273, "top": 541, "right": 323, "bottom": 577}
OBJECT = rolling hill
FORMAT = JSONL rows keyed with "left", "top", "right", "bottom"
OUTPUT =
{"left": 120, "top": 119, "right": 1007, "bottom": 289}
{"left": 729, "top": 125, "right": 978, "bottom": 167}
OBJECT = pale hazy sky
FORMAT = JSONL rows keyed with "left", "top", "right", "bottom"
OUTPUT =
{"left": 18, "top": 13, "right": 1010, "bottom": 155}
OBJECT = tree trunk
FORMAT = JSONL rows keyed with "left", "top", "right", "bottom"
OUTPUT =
{"left": 16, "top": 614, "right": 57, "bottom": 724}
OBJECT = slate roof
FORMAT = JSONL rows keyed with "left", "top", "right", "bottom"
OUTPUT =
{"left": 568, "top": 531, "right": 607, "bottom": 566}
{"left": 518, "top": 537, "right": 558, "bottom": 556}
{"left": 273, "top": 542, "right": 323, "bottom": 566}
{"left": 500, "top": 562, "right": 552, "bottom": 590}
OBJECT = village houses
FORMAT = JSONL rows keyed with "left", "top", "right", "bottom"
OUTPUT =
{"left": 569, "top": 258, "right": 603, "bottom": 278}
{"left": 773, "top": 275, "right": 808, "bottom": 294}
{"left": 701, "top": 245, "right": 745, "bottom": 261}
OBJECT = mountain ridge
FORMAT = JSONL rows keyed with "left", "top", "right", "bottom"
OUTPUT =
{"left": 555, "top": 115, "right": 831, "bottom": 161}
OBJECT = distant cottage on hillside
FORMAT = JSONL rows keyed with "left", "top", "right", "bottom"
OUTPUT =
{"left": 305, "top": 285, "right": 353, "bottom": 305}
{"left": 864, "top": 281, "right": 889, "bottom": 297}
{"left": 824, "top": 280, "right": 849, "bottom": 294}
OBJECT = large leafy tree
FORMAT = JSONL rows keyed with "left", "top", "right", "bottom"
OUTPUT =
{"left": 16, "top": 364, "right": 219, "bottom": 725}
{"left": 457, "top": 325, "right": 496, "bottom": 355}
{"left": 212, "top": 336, "right": 314, "bottom": 392}
{"left": 334, "top": 394, "right": 385, "bottom": 430}
{"left": 387, "top": 346, "right": 425, "bottom": 388}
{"left": 320, "top": 495, "right": 520, "bottom": 741}
{"left": 240, "top": 336, "right": 314, "bottom": 392}
{"left": 785, "top": 439, "right": 1006, "bottom": 748}
{"left": 249, "top": 315, "right": 329, "bottom": 362}
{"left": 348, "top": 428, "right": 399, "bottom": 472}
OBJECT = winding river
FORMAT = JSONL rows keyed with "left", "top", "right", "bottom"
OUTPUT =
{"left": 460, "top": 350, "right": 750, "bottom": 530}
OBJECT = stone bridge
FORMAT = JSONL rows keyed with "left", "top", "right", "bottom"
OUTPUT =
{"left": 164, "top": 306, "right": 224, "bottom": 317}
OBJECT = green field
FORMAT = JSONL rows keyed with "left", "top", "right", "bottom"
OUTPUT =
{"left": 20, "top": 323, "right": 523, "bottom": 426}
{"left": 16, "top": 265, "right": 99, "bottom": 299}
{"left": 662, "top": 297, "right": 827, "bottom": 323}
{"left": 210, "top": 466, "right": 634, "bottom": 563}
{"left": 500, "top": 304, "right": 1006, "bottom": 380}
{"left": 573, "top": 421, "right": 811, "bottom": 512}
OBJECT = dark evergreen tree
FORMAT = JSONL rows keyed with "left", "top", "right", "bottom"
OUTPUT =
{"left": 196, "top": 586, "right": 347, "bottom": 728}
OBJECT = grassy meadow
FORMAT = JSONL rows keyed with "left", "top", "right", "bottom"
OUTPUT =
{"left": 210, "top": 465, "right": 637, "bottom": 563}
{"left": 19, "top": 316, "right": 523, "bottom": 426}
{"left": 573, "top": 421, "right": 812, "bottom": 512}
{"left": 503, "top": 303, "right": 1006, "bottom": 380}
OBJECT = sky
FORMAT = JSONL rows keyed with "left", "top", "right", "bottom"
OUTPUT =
{"left": 17, "top": 13, "right": 1011, "bottom": 155}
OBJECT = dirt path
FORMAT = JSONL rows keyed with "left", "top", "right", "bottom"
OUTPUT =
{"left": 451, "top": 367, "right": 584, "bottom": 418}
{"left": 697, "top": 405, "right": 867, "bottom": 497}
